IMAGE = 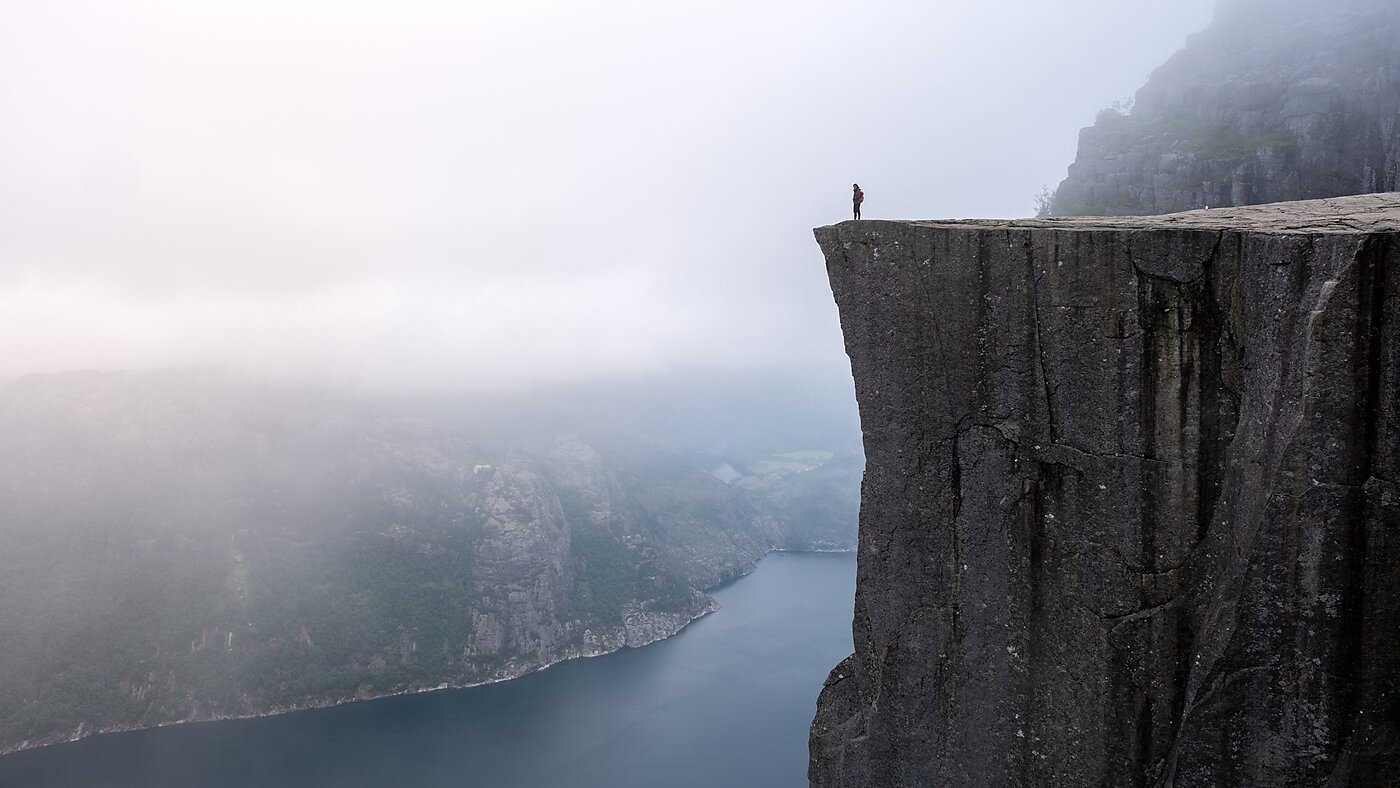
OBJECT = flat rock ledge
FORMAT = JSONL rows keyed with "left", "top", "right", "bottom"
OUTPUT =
{"left": 810, "top": 194, "right": 1400, "bottom": 787}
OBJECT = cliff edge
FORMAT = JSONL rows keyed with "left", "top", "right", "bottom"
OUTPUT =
{"left": 811, "top": 194, "right": 1400, "bottom": 786}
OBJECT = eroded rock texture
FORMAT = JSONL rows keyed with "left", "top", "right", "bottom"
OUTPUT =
{"left": 811, "top": 194, "right": 1400, "bottom": 786}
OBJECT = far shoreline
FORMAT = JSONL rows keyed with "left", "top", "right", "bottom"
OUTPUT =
{"left": 0, "top": 546, "right": 855, "bottom": 758}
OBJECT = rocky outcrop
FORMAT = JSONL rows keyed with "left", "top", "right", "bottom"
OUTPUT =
{"left": 1054, "top": 0, "right": 1400, "bottom": 216}
{"left": 811, "top": 195, "right": 1400, "bottom": 786}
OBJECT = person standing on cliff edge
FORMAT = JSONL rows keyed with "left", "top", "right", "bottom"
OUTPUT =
{"left": 852, "top": 183, "right": 864, "bottom": 220}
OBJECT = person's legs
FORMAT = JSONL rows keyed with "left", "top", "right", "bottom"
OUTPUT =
{"left": 853, "top": 203, "right": 860, "bottom": 220}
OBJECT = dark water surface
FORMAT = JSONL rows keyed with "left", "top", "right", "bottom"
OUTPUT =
{"left": 0, "top": 552, "right": 855, "bottom": 788}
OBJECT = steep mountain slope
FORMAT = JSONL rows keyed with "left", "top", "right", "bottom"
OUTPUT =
{"left": 1054, "top": 0, "right": 1400, "bottom": 216}
{"left": 0, "top": 370, "right": 793, "bottom": 753}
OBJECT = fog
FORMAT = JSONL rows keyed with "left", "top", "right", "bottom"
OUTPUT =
{"left": 0, "top": 0, "right": 1214, "bottom": 391}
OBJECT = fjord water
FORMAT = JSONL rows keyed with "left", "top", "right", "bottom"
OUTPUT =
{"left": 0, "top": 552, "right": 855, "bottom": 788}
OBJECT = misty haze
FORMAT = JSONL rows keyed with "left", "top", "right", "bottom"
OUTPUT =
{"left": 4, "top": 0, "right": 1398, "bottom": 786}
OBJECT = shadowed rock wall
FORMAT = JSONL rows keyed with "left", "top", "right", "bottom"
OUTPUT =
{"left": 811, "top": 195, "right": 1400, "bottom": 786}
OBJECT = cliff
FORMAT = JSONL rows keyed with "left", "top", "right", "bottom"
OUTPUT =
{"left": 1053, "top": 0, "right": 1400, "bottom": 216}
{"left": 811, "top": 194, "right": 1400, "bottom": 785}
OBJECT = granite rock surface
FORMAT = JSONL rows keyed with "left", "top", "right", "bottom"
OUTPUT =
{"left": 811, "top": 194, "right": 1400, "bottom": 786}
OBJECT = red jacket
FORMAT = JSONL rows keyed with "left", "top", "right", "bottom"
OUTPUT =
{"left": 853, "top": 188, "right": 864, "bottom": 204}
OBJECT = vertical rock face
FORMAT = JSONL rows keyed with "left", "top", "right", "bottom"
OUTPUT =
{"left": 810, "top": 195, "right": 1400, "bottom": 786}
{"left": 1053, "top": 0, "right": 1400, "bottom": 216}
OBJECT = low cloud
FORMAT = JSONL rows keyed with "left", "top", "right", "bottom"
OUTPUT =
{"left": 0, "top": 0, "right": 1215, "bottom": 389}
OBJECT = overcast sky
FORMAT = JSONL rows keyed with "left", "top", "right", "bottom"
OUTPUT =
{"left": 0, "top": 0, "right": 1215, "bottom": 391}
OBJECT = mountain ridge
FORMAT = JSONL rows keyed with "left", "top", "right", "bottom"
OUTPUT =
{"left": 0, "top": 368, "right": 855, "bottom": 754}
{"left": 1053, "top": 0, "right": 1400, "bottom": 216}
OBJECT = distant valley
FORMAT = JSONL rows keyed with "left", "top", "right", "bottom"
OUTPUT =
{"left": 0, "top": 369, "right": 859, "bottom": 753}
